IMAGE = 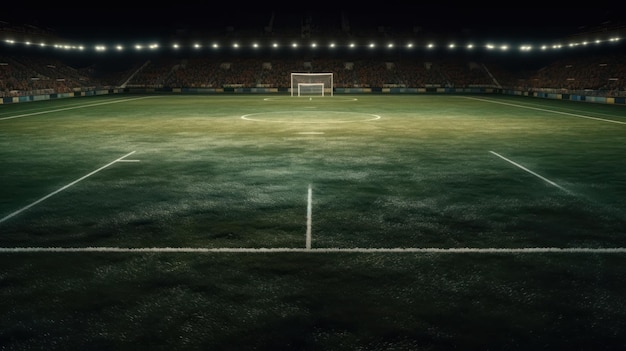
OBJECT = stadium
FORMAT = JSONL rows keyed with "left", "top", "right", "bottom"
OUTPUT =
{"left": 1, "top": 8, "right": 626, "bottom": 350}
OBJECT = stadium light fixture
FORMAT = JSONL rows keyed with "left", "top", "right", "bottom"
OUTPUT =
{"left": 1, "top": 30, "right": 623, "bottom": 55}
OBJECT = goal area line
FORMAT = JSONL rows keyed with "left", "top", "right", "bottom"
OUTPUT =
{"left": 1, "top": 247, "right": 625, "bottom": 254}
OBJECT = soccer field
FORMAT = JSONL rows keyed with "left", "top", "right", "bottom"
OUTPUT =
{"left": 1, "top": 94, "right": 626, "bottom": 350}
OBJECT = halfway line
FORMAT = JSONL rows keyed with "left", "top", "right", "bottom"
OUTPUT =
{"left": 0, "top": 151, "right": 137, "bottom": 223}
{"left": 490, "top": 151, "right": 572, "bottom": 194}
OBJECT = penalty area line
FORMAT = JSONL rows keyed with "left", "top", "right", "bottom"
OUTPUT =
{"left": 490, "top": 151, "right": 572, "bottom": 194}
{"left": 306, "top": 184, "right": 312, "bottom": 250}
{"left": 0, "top": 151, "right": 138, "bottom": 223}
{"left": 1, "top": 247, "right": 626, "bottom": 253}
{"left": 0, "top": 97, "right": 156, "bottom": 121}
{"left": 305, "top": 184, "right": 313, "bottom": 250}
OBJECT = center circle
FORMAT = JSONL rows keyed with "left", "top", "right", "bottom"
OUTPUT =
{"left": 241, "top": 110, "right": 381, "bottom": 123}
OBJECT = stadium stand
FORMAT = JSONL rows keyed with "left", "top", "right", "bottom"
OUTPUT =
{"left": 0, "top": 11, "right": 624, "bottom": 98}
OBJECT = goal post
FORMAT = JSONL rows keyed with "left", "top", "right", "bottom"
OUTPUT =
{"left": 291, "top": 73, "right": 333, "bottom": 96}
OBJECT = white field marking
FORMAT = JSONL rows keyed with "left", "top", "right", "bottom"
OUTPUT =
{"left": 306, "top": 184, "right": 313, "bottom": 250}
{"left": 490, "top": 151, "right": 572, "bottom": 194}
{"left": 0, "top": 96, "right": 156, "bottom": 121}
{"left": 1, "top": 247, "right": 625, "bottom": 254}
{"left": 462, "top": 96, "right": 626, "bottom": 125}
{"left": 0, "top": 151, "right": 137, "bottom": 223}
{"left": 117, "top": 159, "right": 141, "bottom": 162}
{"left": 297, "top": 132, "right": 325, "bottom": 134}
{"left": 262, "top": 97, "right": 358, "bottom": 102}
{"left": 241, "top": 111, "right": 381, "bottom": 123}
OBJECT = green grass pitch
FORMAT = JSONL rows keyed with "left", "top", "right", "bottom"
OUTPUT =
{"left": 1, "top": 94, "right": 626, "bottom": 350}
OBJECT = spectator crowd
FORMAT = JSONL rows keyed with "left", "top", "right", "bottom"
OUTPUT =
{"left": 1, "top": 51, "right": 625, "bottom": 97}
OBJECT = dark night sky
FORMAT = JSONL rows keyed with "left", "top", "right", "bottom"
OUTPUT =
{"left": 1, "top": 4, "right": 620, "bottom": 42}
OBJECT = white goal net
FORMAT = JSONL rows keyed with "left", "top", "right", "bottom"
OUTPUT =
{"left": 291, "top": 73, "right": 333, "bottom": 96}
